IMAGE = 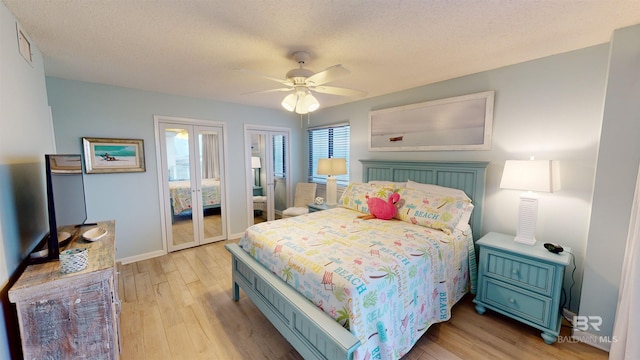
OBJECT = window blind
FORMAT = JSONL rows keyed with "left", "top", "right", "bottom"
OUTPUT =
{"left": 308, "top": 124, "right": 350, "bottom": 186}
{"left": 272, "top": 135, "right": 286, "bottom": 178}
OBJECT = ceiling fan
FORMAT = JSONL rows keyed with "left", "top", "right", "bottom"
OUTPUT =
{"left": 239, "top": 51, "right": 366, "bottom": 114}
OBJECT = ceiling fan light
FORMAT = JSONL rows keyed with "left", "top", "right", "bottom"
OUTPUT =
{"left": 295, "top": 95, "right": 308, "bottom": 114}
{"left": 305, "top": 93, "right": 319, "bottom": 112}
{"left": 281, "top": 93, "right": 297, "bottom": 112}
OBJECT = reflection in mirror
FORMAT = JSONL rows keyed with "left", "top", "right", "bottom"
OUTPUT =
{"left": 165, "top": 128, "right": 195, "bottom": 247}
{"left": 251, "top": 134, "right": 267, "bottom": 224}
{"left": 272, "top": 134, "right": 287, "bottom": 216}
{"left": 198, "top": 131, "right": 223, "bottom": 240}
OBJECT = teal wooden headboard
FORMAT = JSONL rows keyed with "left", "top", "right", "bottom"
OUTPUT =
{"left": 360, "top": 160, "right": 489, "bottom": 240}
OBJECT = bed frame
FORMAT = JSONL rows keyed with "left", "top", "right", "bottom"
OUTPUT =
{"left": 225, "top": 160, "right": 488, "bottom": 359}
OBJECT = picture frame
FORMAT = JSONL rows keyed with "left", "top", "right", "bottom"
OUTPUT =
{"left": 48, "top": 154, "right": 83, "bottom": 174}
{"left": 82, "top": 137, "right": 145, "bottom": 174}
{"left": 368, "top": 91, "right": 494, "bottom": 151}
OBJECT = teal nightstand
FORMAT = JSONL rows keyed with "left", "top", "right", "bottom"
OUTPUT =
{"left": 307, "top": 203, "right": 336, "bottom": 213}
{"left": 473, "top": 232, "right": 571, "bottom": 344}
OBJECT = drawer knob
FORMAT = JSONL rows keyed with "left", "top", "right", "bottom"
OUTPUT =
{"left": 509, "top": 298, "right": 516, "bottom": 304}
{"left": 512, "top": 269, "right": 519, "bottom": 275}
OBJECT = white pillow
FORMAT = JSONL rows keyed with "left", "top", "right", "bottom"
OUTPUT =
{"left": 406, "top": 180, "right": 471, "bottom": 201}
{"left": 367, "top": 180, "right": 406, "bottom": 188}
{"left": 456, "top": 203, "right": 474, "bottom": 231}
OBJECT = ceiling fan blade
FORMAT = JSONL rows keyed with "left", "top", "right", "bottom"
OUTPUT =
{"left": 241, "top": 87, "right": 293, "bottom": 95}
{"left": 235, "top": 68, "right": 291, "bottom": 86}
{"left": 312, "top": 85, "right": 366, "bottom": 97}
{"left": 306, "top": 64, "right": 350, "bottom": 86}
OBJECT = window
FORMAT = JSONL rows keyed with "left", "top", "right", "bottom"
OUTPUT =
{"left": 308, "top": 123, "right": 350, "bottom": 186}
{"left": 272, "top": 134, "right": 286, "bottom": 178}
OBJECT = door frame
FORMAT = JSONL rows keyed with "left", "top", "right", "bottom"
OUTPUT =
{"left": 154, "top": 115, "right": 229, "bottom": 253}
{"left": 244, "top": 124, "right": 291, "bottom": 225}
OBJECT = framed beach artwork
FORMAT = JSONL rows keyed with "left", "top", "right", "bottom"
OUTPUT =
{"left": 368, "top": 91, "right": 494, "bottom": 151}
{"left": 82, "top": 137, "right": 145, "bottom": 174}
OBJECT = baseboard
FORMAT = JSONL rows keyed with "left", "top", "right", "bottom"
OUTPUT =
{"left": 117, "top": 249, "right": 166, "bottom": 265}
{"left": 571, "top": 329, "right": 613, "bottom": 352}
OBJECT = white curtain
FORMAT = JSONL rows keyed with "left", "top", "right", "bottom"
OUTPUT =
{"left": 201, "top": 134, "right": 219, "bottom": 179}
{"left": 610, "top": 165, "right": 640, "bottom": 360}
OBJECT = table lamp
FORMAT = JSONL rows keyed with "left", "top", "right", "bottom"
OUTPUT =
{"left": 317, "top": 158, "right": 347, "bottom": 206}
{"left": 500, "top": 158, "right": 560, "bottom": 245}
{"left": 251, "top": 156, "right": 261, "bottom": 187}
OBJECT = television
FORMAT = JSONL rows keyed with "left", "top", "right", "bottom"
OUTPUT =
{"left": 32, "top": 154, "right": 89, "bottom": 262}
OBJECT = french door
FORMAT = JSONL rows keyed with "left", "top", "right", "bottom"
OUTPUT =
{"left": 156, "top": 116, "right": 227, "bottom": 252}
{"left": 246, "top": 126, "right": 290, "bottom": 224}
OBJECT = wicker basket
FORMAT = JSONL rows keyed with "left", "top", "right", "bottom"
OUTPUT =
{"left": 59, "top": 248, "right": 89, "bottom": 273}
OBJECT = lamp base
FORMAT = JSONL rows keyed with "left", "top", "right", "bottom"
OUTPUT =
{"left": 515, "top": 193, "right": 539, "bottom": 246}
{"left": 326, "top": 177, "right": 337, "bottom": 206}
{"left": 514, "top": 236, "right": 537, "bottom": 246}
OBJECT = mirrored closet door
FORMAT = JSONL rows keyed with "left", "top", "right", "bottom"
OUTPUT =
{"left": 157, "top": 118, "right": 227, "bottom": 252}
{"left": 246, "top": 127, "right": 290, "bottom": 224}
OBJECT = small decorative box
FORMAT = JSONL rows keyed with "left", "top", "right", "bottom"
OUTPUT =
{"left": 59, "top": 248, "right": 88, "bottom": 273}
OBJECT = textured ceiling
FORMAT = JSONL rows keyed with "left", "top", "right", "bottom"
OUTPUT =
{"left": 4, "top": 0, "right": 640, "bottom": 111}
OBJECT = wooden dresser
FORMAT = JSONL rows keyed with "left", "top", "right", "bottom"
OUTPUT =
{"left": 9, "top": 220, "right": 121, "bottom": 359}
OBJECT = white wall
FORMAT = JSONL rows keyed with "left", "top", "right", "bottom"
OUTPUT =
{"left": 578, "top": 24, "right": 640, "bottom": 351}
{"left": 45, "top": 78, "right": 302, "bottom": 261}
{"left": 309, "top": 44, "right": 610, "bottom": 313}
{"left": 0, "top": 2, "right": 55, "bottom": 358}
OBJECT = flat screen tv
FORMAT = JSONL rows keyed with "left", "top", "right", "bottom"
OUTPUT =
{"left": 33, "top": 154, "right": 89, "bottom": 262}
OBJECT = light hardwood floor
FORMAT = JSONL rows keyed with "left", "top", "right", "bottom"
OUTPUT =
{"left": 118, "top": 239, "right": 607, "bottom": 360}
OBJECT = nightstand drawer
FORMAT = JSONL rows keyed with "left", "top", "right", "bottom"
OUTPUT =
{"left": 480, "top": 278, "right": 552, "bottom": 328}
{"left": 482, "top": 248, "right": 555, "bottom": 296}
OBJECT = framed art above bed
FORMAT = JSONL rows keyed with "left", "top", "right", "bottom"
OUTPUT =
{"left": 226, "top": 160, "right": 488, "bottom": 360}
{"left": 368, "top": 91, "right": 494, "bottom": 151}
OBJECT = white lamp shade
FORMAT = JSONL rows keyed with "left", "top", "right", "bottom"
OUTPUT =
{"left": 251, "top": 156, "right": 261, "bottom": 169}
{"left": 295, "top": 94, "right": 309, "bottom": 114}
{"left": 282, "top": 90, "right": 321, "bottom": 114}
{"left": 317, "top": 158, "right": 331, "bottom": 175}
{"left": 500, "top": 160, "right": 561, "bottom": 193}
{"left": 317, "top": 158, "right": 347, "bottom": 176}
{"left": 305, "top": 93, "right": 320, "bottom": 112}
{"left": 281, "top": 93, "right": 297, "bottom": 112}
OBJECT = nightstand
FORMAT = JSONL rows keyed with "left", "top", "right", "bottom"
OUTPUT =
{"left": 473, "top": 232, "right": 571, "bottom": 344}
{"left": 307, "top": 203, "right": 336, "bottom": 213}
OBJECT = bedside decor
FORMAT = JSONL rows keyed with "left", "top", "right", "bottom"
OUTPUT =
{"left": 82, "top": 137, "right": 145, "bottom": 173}
{"left": 59, "top": 248, "right": 89, "bottom": 273}
{"left": 500, "top": 158, "right": 560, "bottom": 245}
{"left": 317, "top": 158, "right": 347, "bottom": 206}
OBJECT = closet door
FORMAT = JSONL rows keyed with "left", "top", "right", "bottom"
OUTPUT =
{"left": 270, "top": 132, "right": 289, "bottom": 218}
{"left": 158, "top": 121, "right": 226, "bottom": 252}
{"left": 195, "top": 125, "right": 226, "bottom": 244}
{"left": 247, "top": 127, "right": 290, "bottom": 224}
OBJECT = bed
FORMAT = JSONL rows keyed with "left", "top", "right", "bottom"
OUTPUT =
{"left": 169, "top": 178, "right": 221, "bottom": 217}
{"left": 226, "top": 160, "right": 488, "bottom": 359}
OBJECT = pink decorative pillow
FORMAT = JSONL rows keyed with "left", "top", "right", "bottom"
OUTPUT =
{"left": 339, "top": 183, "right": 396, "bottom": 214}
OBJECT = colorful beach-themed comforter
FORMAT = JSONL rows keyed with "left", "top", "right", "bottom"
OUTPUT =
{"left": 239, "top": 207, "right": 476, "bottom": 360}
{"left": 169, "top": 178, "right": 221, "bottom": 214}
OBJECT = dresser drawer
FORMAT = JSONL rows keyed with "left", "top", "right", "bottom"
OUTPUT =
{"left": 482, "top": 248, "right": 556, "bottom": 296}
{"left": 480, "top": 278, "right": 552, "bottom": 328}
